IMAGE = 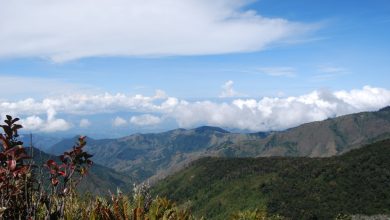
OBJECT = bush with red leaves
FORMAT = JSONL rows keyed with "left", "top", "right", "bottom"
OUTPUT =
{"left": 45, "top": 136, "right": 93, "bottom": 195}
{"left": 0, "top": 115, "right": 33, "bottom": 218}
{"left": 0, "top": 115, "right": 93, "bottom": 219}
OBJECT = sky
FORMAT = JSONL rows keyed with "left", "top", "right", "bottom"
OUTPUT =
{"left": 1, "top": 0, "right": 390, "bottom": 138}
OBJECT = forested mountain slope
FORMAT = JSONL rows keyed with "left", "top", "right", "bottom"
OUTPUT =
{"left": 154, "top": 139, "right": 390, "bottom": 219}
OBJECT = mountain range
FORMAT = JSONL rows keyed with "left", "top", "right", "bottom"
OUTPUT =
{"left": 46, "top": 107, "right": 390, "bottom": 182}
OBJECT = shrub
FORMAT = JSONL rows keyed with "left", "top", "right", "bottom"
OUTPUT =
{"left": 0, "top": 115, "right": 93, "bottom": 219}
{"left": 0, "top": 115, "right": 32, "bottom": 218}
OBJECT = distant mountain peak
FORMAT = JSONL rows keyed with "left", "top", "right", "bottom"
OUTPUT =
{"left": 193, "top": 126, "right": 229, "bottom": 133}
{"left": 379, "top": 106, "right": 390, "bottom": 112}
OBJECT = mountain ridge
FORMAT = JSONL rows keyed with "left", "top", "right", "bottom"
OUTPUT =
{"left": 48, "top": 107, "right": 390, "bottom": 182}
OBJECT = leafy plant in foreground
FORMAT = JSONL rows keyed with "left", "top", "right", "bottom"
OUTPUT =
{"left": 0, "top": 115, "right": 32, "bottom": 218}
{"left": 0, "top": 115, "right": 93, "bottom": 219}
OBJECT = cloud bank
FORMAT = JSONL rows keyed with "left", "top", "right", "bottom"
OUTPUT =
{"left": 1, "top": 86, "right": 390, "bottom": 132}
{"left": 0, "top": 0, "right": 314, "bottom": 61}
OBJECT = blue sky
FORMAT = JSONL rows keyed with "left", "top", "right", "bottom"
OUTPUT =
{"left": 1, "top": 0, "right": 390, "bottom": 137}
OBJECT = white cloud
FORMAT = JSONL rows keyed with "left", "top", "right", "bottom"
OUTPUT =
{"left": 41, "top": 118, "right": 71, "bottom": 133}
{"left": 219, "top": 80, "right": 240, "bottom": 98}
{"left": 0, "top": 0, "right": 315, "bottom": 61}
{"left": 79, "top": 118, "right": 91, "bottom": 128}
{"left": 258, "top": 67, "right": 296, "bottom": 77}
{"left": 130, "top": 114, "right": 162, "bottom": 126}
{"left": 21, "top": 108, "right": 71, "bottom": 132}
{"left": 334, "top": 86, "right": 390, "bottom": 110}
{"left": 113, "top": 116, "right": 127, "bottom": 127}
{"left": 23, "top": 116, "right": 44, "bottom": 131}
{"left": 0, "top": 90, "right": 166, "bottom": 116}
{"left": 2, "top": 86, "right": 390, "bottom": 132}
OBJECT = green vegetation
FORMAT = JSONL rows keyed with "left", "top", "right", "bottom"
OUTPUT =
{"left": 154, "top": 139, "right": 390, "bottom": 219}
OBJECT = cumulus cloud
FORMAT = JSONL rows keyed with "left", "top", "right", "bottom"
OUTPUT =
{"left": 79, "top": 119, "right": 91, "bottom": 128}
{"left": 334, "top": 86, "right": 389, "bottom": 110}
{"left": 22, "top": 116, "right": 44, "bottom": 131}
{"left": 219, "top": 80, "right": 241, "bottom": 98}
{"left": 0, "top": 0, "right": 315, "bottom": 61}
{"left": 2, "top": 86, "right": 390, "bottom": 132}
{"left": 21, "top": 108, "right": 71, "bottom": 132}
{"left": 130, "top": 114, "right": 162, "bottom": 126}
{"left": 113, "top": 117, "right": 127, "bottom": 127}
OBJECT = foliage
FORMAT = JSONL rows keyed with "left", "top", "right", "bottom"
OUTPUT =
{"left": 0, "top": 115, "right": 93, "bottom": 219}
{"left": 231, "top": 209, "right": 285, "bottom": 220}
{"left": 36, "top": 184, "right": 195, "bottom": 220}
{"left": 41, "top": 135, "right": 94, "bottom": 219}
{"left": 0, "top": 115, "right": 32, "bottom": 218}
{"left": 154, "top": 139, "right": 390, "bottom": 219}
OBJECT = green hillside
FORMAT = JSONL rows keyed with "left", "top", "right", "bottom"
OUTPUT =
{"left": 153, "top": 139, "right": 390, "bottom": 219}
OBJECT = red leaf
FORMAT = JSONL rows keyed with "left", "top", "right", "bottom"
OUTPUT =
{"left": 0, "top": 134, "right": 8, "bottom": 150}
{"left": 15, "top": 152, "right": 30, "bottom": 160}
{"left": 46, "top": 159, "right": 57, "bottom": 168}
{"left": 7, "top": 159, "right": 16, "bottom": 170}
{"left": 12, "top": 165, "right": 30, "bottom": 176}
{"left": 51, "top": 178, "right": 59, "bottom": 186}
{"left": 4, "top": 146, "right": 24, "bottom": 158}
{"left": 58, "top": 170, "right": 66, "bottom": 177}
